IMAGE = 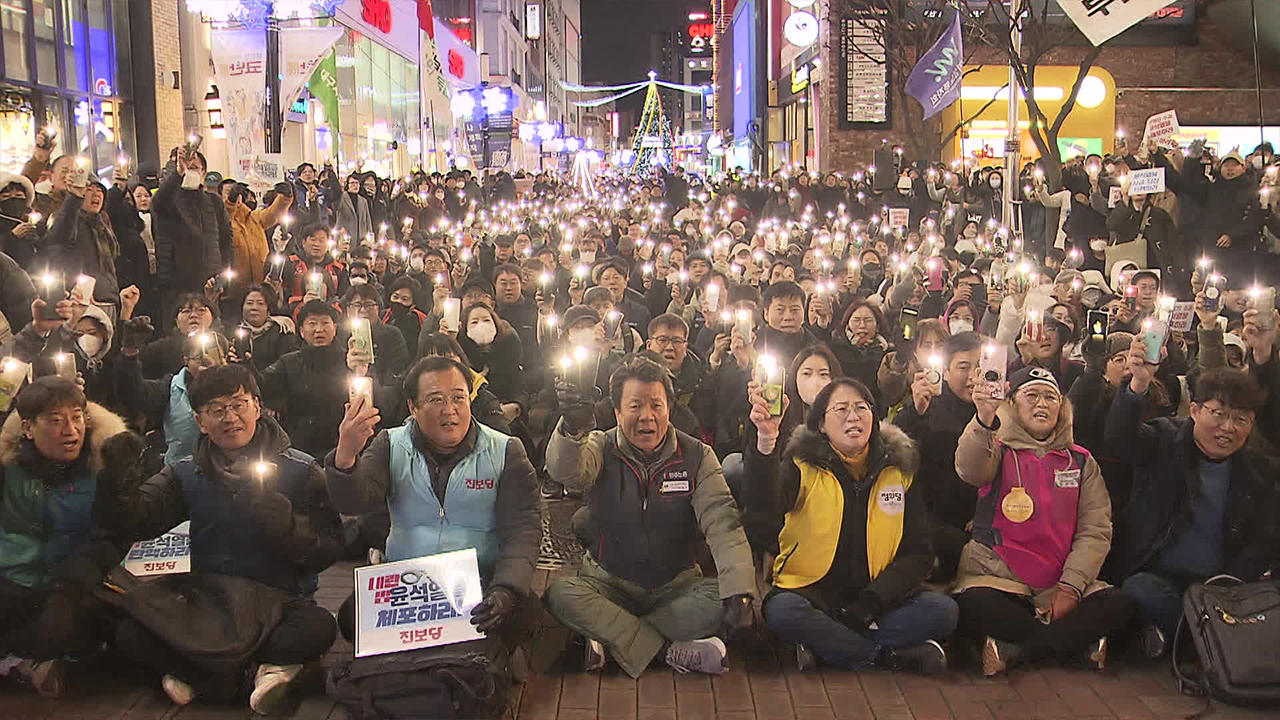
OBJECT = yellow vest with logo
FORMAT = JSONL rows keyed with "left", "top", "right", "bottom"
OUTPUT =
{"left": 772, "top": 458, "right": 912, "bottom": 589}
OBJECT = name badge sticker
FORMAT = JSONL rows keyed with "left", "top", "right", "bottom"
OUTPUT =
{"left": 660, "top": 479, "right": 691, "bottom": 494}
{"left": 1054, "top": 469, "right": 1081, "bottom": 488}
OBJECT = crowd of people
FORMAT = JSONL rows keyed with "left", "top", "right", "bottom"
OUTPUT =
{"left": 1, "top": 124, "right": 1279, "bottom": 714}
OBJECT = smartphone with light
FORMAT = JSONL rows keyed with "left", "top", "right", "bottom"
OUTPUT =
{"left": 1252, "top": 287, "right": 1276, "bottom": 330}
{"left": 900, "top": 307, "right": 919, "bottom": 342}
{"left": 603, "top": 311, "right": 623, "bottom": 341}
{"left": 1204, "top": 275, "right": 1221, "bottom": 313}
{"left": 980, "top": 343, "right": 1007, "bottom": 400}
{"left": 1142, "top": 319, "right": 1167, "bottom": 365}
{"left": 39, "top": 273, "right": 65, "bottom": 321}
{"left": 1086, "top": 310, "right": 1109, "bottom": 356}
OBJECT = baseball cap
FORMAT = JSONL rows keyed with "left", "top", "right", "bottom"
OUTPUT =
{"left": 203, "top": 171, "right": 224, "bottom": 189}
{"left": 1008, "top": 366, "right": 1060, "bottom": 397}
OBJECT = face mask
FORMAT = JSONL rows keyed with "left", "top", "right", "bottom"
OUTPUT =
{"left": 1090, "top": 239, "right": 1108, "bottom": 252}
{"left": 797, "top": 376, "right": 827, "bottom": 406}
{"left": 949, "top": 318, "right": 974, "bottom": 334}
{"left": 568, "top": 328, "right": 594, "bottom": 346}
{"left": 469, "top": 320, "right": 497, "bottom": 345}
{"left": 350, "top": 275, "right": 367, "bottom": 285}
{"left": 34, "top": 180, "right": 52, "bottom": 194}
{"left": 182, "top": 170, "right": 204, "bottom": 190}
{"left": 1250, "top": 156, "right": 1264, "bottom": 170}
{"left": 409, "top": 256, "right": 425, "bottom": 272}
{"left": 77, "top": 334, "right": 103, "bottom": 357}
{"left": 989, "top": 176, "right": 1002, "bottom": 189}
{"left": 862, "top": 264, "right": 883, "bottom": 280}
{"left": 579, "top": 250, "right": 596, "bottom": 264}
{"left": 0, "top": 197, "right": 27, "bottom": 220}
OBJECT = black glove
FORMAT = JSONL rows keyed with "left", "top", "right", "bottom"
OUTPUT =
{"left": 720, "top": 594, "right": 754, "bottom": 638}
{"left": 556, "top": 379, "right": 597, "bottom": 434}
{"left": 120, "top": 316, "right": 155, "bottom": 354}
{"left": 837, "top": 593, "right": 882, "bottom": 632}
{"left": 470, "top": 586, "right": 516, "bottom": 634}
{"left": 237, "top": 490, "right": 295, "bottom": 541}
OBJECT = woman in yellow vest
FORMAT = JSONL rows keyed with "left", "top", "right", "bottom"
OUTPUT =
{"left": 741, "top": 376, "right": 957, "bottom": 674}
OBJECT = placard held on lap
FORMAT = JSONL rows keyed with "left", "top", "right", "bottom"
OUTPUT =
{"left": 354, "top": 548, "right": 484, "bottom": 657}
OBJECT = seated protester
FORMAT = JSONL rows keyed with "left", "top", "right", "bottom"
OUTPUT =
{"left": 416, "top": 333, "right": 510, "bottom": 434}
{"left": 342, "top": 283, "right": 410, "bottom": 387}
{"left": 586, "top": 286, "right": 643, "bottom": 355}
{"left": 595, "top": 258, "right": 652, "bottom": 339}
{"left": 0, "top": 377, "right": 133, "bottom": 697}
{"left": 1068, "top": 332, "right": 1175, "bottom": 521}
{"left": 1009, "top": 317, "right": 1084, "bottom": 394}
{"left": 118, "top": 330, "right": 229, "bottom": 464}
{"left": 1107, "top": 357, "right": 1276, "bottom": 659}
{"left": 382, "top": 276, "right": 427, "bottom": 354}
{"left": 878, "top": 319, "right": 948, "bottom": 421}
{"left": 105, "top": 364, "right": 342, "bottom": 712}
{"left": 493, "top": 262, "right": 539, "bottom": 354}
{"left": 741, "top": 377, "right": 957, "bottom": 674}
{"left": 754, "top": 281, "right": 817, "bottom": 366}
{"left": 670, "top": 267, "right": 723, "bottom": 340}
{"left": 544, "top": 357, "right": 756, "bottom": 677}
{"left": 590, "top": 349, "right": 704, "bottom": 440}
{"left": 646, "top": 313, "right": 706, "bottom": 408}
{"left": 893, "top": 331, "right": 981, "bottom": 581}
{"left": 231, "top": 284, "right": 297, "bottom": 371}
{"left": 327, "top": 357, "right": 541, "bottom": 657}
{"left": 830, "top": 298, "right": 895, "bottom": 412}
{"left": 953, "top": 367, "right": 1133, "bottom": 677}
{"left": 139, "top": 293, "right": 217, "bottom": 379}
{"left": 258, "top": 300, "right": 352, "bottom": 460}
{"left": 457, "top": 301, "right": 523, "bottom": 403}
{"left": 271, "top": 222, "right": 347, "bottom": 317}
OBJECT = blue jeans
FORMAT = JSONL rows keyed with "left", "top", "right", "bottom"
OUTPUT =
{"left": 763, "top": 590, "right": 959, "bottom": 670}
{"left": 1121, "top": 572, "right": 1186, "bottom": 639}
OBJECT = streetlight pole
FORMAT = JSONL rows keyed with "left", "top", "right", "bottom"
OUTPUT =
{"left": 1002, "top": 0, "right": 1022, "bottom": 238}
{"left": 265, "top": 3, "right": 283, "bottom": 153}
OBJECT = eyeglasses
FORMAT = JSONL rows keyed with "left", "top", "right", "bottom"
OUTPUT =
{"left": 422, "top": 393, "right": 469, "bottom": 409}
{"left": 1019, "top": 391, "right": 1061, "bottom": 407}
{"left": 650, "top": 335, "right": 688, "bottom": 348}
{"left": 826, "top": 402, "right": 873, "bottom": 420}
{"left": 201, "top": 397, "right": 254, "bottom": 421}
{"left": 178, "top": 306, "right": 210, "bottom": 316}
{"left": 1202, "top": 404, "right": 1253, "bottom": 430}
{"left": 349, "top": 301, "right": 379, "bottom": 311}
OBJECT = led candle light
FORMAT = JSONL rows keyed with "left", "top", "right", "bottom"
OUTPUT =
{"left": 306, "top": 272, "right": 325, "bottom": 298}
{"left": 349, "top": 375, "right": 373, "bottom": 408}
{"left": 53, "top": 352, "right": 75, "bottom": 381}
{"left": 350, "top": 317, "right": 374, "bottom": 361}
{"left": 735, "top": 309, "right": 754, "bottom": 343}
{"left": 926, "top": 354, "right": 944, "bottom": 395}
{"left": 0, "top": 357, "right": 29, "bottom": 413}
{"left": 704, "top": 283, "right": 721, "bottom": 313}
{"left": 755, "top": 355, "right": 784, "bottom": 416}
{"left": 441, "top": 298, "right": 460, "bottom": 332}
{"left": 73, "top": 274, "right": 96, "bottom": 304}
{"left": 1025, "top": 309, "right": 1045, "bottom": 343}
{"left": 1251, "top": 286, "right": 1276, "bottom": 330}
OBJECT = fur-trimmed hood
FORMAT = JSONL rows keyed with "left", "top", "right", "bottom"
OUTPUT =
{"left": 785, "top": 421, "right": 919, "bottom": 479}
{"left": 0, "top": 171, "right": 34, "bottom": 207}
{"left": 0, "top": 401, "right": 129, "bottom": 474}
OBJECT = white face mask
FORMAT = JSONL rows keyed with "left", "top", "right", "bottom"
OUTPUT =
{"left": 77, "top": 334, "right": 103, "bottom": 357}
{"left": 409, "top": 256, "right": 425, "bottom": 272}
{"left": 1250, "top": 156, "right": 1264, "bottom": 170}
{"left": 568, "top": 328, "right": 594, "bottom": 346}
{"left": 579, "top": 250, "right": 596, "bottom": 264}
{"left": 469, "top": 320, "right": 497, "bottom": 345}
{"left": 949, "top": 318, "right": 974, "bottom": 335}
{"left": 34, "top": 180, "right": 53, "bottom": 194}
{"left": 797, "top": 376, "right": 828, "bottom": 406}
{"left": 1090, "top": 239, "right": 1108, "bottom": 252}
{"left": 350, "top": 276, "right": 368, "bottom": 285}
{"left": 182, "top": 169, "right": 204, "bottom": 190}
{"left": 989, "top": 176, "right": 1002, "bottom": 189}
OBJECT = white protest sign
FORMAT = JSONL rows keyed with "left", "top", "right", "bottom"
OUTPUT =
{"left": 121, "top": 521, "right": 191, "bottom": 577}
{"left": 354, "top": 548, "right": 484, "bottom": 657}
{"left": 1168, "top": 301, "right": 1195, "bottom": 332}
{"left": 1054, "top": 0, "right": 1178, "bottom": 47}
{"left": 1142, "top": 110, "right": 1180, "bottom": 149}
{"left": 245, "top": 153, "right": 285, "bottom": 196}
{"left": 888, "top": 208, "right": 911, "bottom": 229}
{"left": 1108, "top": 186, "right": 1123, "bottom": 208}
{"left": 1128, "top": 168, "right": 1166, "bottom": 195}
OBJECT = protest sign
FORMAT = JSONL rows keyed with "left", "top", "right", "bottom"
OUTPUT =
{"left": 1168, "top": 301, "right": 1195, "bottom": 332}
{"left": 1054, "top": 0, "right": 1178, "bottom": 47}
{"left": 888, "top": 208, "right": 911, "bottom": 229}
{"left": 1128, "top": 167, "right": 1166, "bottom": 195}
{"left": 121, "top": 521, "right": 191, "bottom": 577}
{"left": 354, "top": 548, "right": 484, "bottom": 657}
{"left": 1142, "top": 110, "right": 1180, "bottom": 149}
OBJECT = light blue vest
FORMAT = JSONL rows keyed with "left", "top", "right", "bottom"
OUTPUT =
{"left": 385, "top": 422, "right": 509, "bottom": 575}
{"left": 163, "top": 371, "right": 198, "bottom": 464}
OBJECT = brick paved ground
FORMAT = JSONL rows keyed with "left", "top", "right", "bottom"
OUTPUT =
{"left": 4, "top": 559, "right": 1277, "bottom": 720}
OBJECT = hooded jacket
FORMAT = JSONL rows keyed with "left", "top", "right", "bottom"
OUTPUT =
{"left": 953, "top": 399, "right": 1112, "bottom": 605}
{"left": 742, "top": 422, "right": 929, "bottom": 619}
{"left": 151, "top": 168, "right": 232, "bottom": 293}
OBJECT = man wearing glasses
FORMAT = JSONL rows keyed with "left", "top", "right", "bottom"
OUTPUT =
{"left": 343, "top": 283, "right": 410, "bottom": 387}
{"left": 1107, "top": 339, "right": 1276, "bottom": 660}
{"left": 105, "top": 363, "right": 344, "bottom": 714}
{"left": 646, "top": 313, "right": 705, "bottom": 406}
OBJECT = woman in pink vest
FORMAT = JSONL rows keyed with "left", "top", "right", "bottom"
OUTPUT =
{"left": 952, "top": 366, "right": 1135, "bottom": 676}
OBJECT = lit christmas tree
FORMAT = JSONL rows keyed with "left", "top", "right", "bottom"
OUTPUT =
{"left": 632, "top": 71, "right": 675, "bottom": 176}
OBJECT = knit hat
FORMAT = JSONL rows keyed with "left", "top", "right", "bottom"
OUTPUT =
{"left": 1008, "top": 366, "right": 1060, "bottom": 397}
{"left": 1105, "top": 331, "right": 1135, "bottom": 360}
{"left": 563, "top": 305, "right": 601, "bottom": 328}
{"left": 1053, "top": 269, "right": 1084, "bottom": 288}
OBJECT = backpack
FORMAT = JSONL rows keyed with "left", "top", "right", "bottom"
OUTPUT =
{"left": 1173, "top": 575, "right": 1280, "bottom": 709}
{"left": 327, "top": 636, "right": 512, "bottom": 719}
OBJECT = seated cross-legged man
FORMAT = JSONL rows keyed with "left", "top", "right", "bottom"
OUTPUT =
{"left": 543, "top": 357, "right": 756, "bottom": 678}
{"left": 103, "top": 364, "right": 344, "bottom": 714}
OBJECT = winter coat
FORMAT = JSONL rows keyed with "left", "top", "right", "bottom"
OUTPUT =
{"left": 1106, "top": 200, "right": 1184, "bottom": 279}
{"left": 830, "top": 331, "right": 891, "bottom": 411}
{"left": 103, "top": 185, "right": 153, "bottom": 298}
{"left": 236, "top": 318, "right": 298, "bottom": 371}
{"left": 1102, "top": 383, "right": 1277, "bottom": 584}
{"left": 45, "top": 193, "right": 120, "bottom": 303}
{"left": 335, "top": 191, "right": 371, "bottom": 241}
{"left": 0, "top": 250, "right": 34, "bottom": 332}
{"left": 258, "top": 342, "right": 351, "bottom": 460}
{"left": 742, "top": 423, "right": 930, "bottom": 619}
{"left": 893, "top": 383, "right": 978, "bottom": 533}
{"left": 151, "top": 170, "right": 232, "bottom": 294}
{"left": 1181, "top": 164, "right": 1262, "bottom": 259}
{"left": 226, "top": 192, "right": 291, "bottom": 288}
{"left": 953, "top": 399, "right": 1112, "bottom": 606}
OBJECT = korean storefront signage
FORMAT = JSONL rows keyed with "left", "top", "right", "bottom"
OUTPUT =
{"left": 336, "top": 0, "right": 420, "bottom": 60}
{"left": 840, "top": 12, "right": 890, "bottom": 127}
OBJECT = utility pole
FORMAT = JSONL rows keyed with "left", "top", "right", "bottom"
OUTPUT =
{"left": 1002, "top": 0, "right": 1022, "bottom": 237}
{"left": 265, "top": 3, "right": 283, "bottom": 153}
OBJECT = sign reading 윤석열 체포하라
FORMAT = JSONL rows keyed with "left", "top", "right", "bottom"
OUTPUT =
{"left": 354, "top": 548, "right": 484, "bottom": 657}
{"left": 840, "top": 12, "right": 890, "bottom": 128}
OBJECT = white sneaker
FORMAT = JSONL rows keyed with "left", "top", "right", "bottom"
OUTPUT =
{"left": 161, "top": 674, "right": 196, "bottom": 706}
{"left": 664, "top": 637, "right": 728, "bottom": 675}
{"left": 248, "top": 663, "right": 302, "bottom": 715}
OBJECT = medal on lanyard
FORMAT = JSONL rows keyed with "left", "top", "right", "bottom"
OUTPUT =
{"left": 1002, "top": 451, "right": 1036, "bottom": 523}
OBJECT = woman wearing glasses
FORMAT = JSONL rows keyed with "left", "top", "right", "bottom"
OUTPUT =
{"left": 740, "top": 376, "right": 958, "bottom": 674}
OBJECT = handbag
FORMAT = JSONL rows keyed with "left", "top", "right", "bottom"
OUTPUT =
{"left": 1173, "top": 574, "right": 1280, "bottom": 708}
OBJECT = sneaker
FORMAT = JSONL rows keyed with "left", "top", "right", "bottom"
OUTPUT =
{"left": 540, "top": 479, "right": 566, "bottom": 499}
{"left": 795, "top": 643, "right": 817, "bottom": 672}
{"left": 1083, "top": 637, "right": 1108, "bottom": 672}
{"left": 6, "top": 658, "right": 65, "bottom": 698}
{"left": 248, "top": 663, "right": 302, "bottom": 716}
{"left": 584, "top": 639, "right": 607, "bottom": 672}
{"left": 981, "top": 637, "right": 1023, "bottom": 677}
{"left": 664, "top": 637, "right": 728, "bottom": 675}
{"left": 880, "top": 640, "right": 948, "bottom": 675}
{"left": 367, "top": 547, "right": 385, "bottom": 565}
{"left": 1142, "top": 625, "right": 1167, "bottom": 659}
{"left": 161, "top": 674, "right": 196, "bottom": 706}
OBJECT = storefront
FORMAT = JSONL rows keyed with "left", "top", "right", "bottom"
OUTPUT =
{"left": 0, "top": 0, "right": 136, "bottom": 176}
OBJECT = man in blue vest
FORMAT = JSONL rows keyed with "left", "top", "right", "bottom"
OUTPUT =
{"left": 326, "top": 355, "right": 541, "bottom": 654}
{"left": 544, "top": 357, "right": 756, "bottom": 678}
{"left": 103, "top": 364, "right": 343, "bottom": 715}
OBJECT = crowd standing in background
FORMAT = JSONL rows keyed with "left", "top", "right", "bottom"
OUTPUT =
{"left": 1, "top": 125, "right": 1279, "bottom": 713}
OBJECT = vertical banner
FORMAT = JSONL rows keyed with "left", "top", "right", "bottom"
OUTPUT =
{"left": 420, "top": 26, "right": 454, "bottom": 169}
{"left": 905, "top": 12, "right": 963, "bottom": 120}
{"left": 279, "top": 26, "right": 345, "bottom": 126}
{"left": 210, "top": 29, "right": 268, "bottom": 179}
{"left": 308, "top": 53, "right": 341, "bottom": 133}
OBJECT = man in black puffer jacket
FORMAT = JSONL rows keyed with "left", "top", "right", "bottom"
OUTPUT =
{"left": 1181, "top": 148, "right": 1262, "bottom": 276}
{"left": 151, "top": 149, "right": 232, "bottom": 321}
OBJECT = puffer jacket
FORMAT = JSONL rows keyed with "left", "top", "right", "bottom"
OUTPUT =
{"left": 44, "top": 192, "right": 120, "bottom": 303}
{"left": 953, "top": 398, "right": 1112, "bottom": 606}
{"left": 258, "top": 342, "right": 349, "bottom": 460}
{"left": 152, "top": 169, "right": 232, "bottom": 294}
{"left": 226, "top": 192, "right": 291, "bottom": 288}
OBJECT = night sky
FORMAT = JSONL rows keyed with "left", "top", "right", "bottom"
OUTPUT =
{"left": 581, "top": 0, "right": 707, "bottom": 113}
